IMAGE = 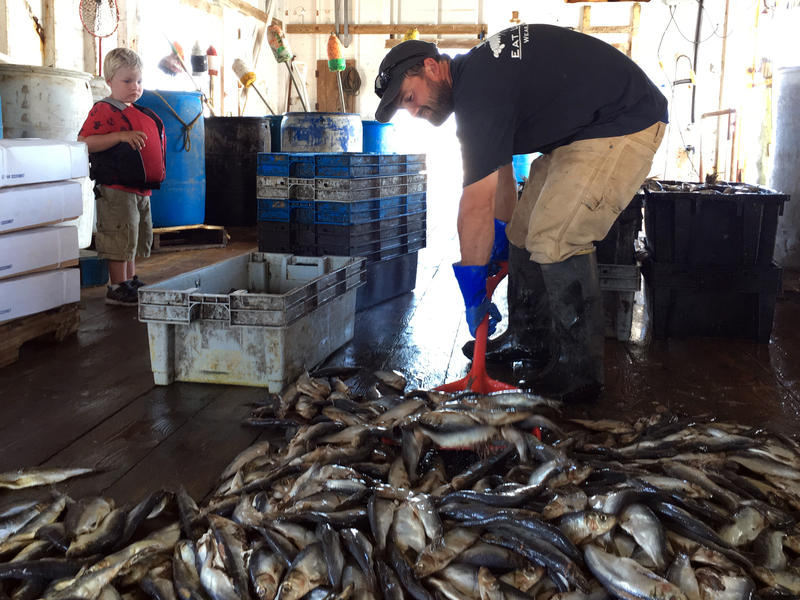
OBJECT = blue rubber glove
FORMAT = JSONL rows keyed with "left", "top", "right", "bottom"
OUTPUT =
{"left": 489, "top": 219, "right": 509, "bottom": 275}
{"left": 452, "top": 263, "right": 502, "bottom": 338}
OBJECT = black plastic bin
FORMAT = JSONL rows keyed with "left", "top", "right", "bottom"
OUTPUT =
{"left": 595, "top": 194, "right": 643, "bottom": 265}
{"left": 258, "top": 222, "right": 316, "bottom": 253}
{"left": 642, "top": 258, "right": 782, "bottom": 342}
{"left": 642, "top": 181, "right": 789, "bottom": 266}
{"left": 356, "top": 251, "right": 419, "bottom": 311}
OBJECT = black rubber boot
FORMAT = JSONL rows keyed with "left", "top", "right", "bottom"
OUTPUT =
{"left": 515, "top": 251, "right": 604, "bottom": 402}
{"left": 461, "top": 244, "right": 551, "bottom": 368}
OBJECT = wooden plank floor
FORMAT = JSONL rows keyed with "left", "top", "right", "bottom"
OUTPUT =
{"left": 2, "top": 220, "right": 800, "bottom": 510}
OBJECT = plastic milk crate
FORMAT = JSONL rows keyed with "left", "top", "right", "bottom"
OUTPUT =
{"left": 138, "top": 253, "right": 366, "bottom": 391}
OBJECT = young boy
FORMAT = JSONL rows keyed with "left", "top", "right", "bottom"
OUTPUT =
{"left": 78, "top": 48, "right": 166, "bottom": 305}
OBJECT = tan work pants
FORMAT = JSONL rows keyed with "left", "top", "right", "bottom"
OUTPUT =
{"left": 506, "top": 121, "right": 666, "bottom": 264}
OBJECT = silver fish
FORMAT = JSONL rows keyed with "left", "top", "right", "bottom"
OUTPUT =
{"left": 414, "top": 527, "right": 480, "bottom": 577}
{"left": 391, "top": 502, "right": 426, "bottom": 555}
{"left": 275, "top": 542, "right": 327, "bottom": 600}
{"left": 717, "top": 505, "right": 766, "bottom": 547}
{"left": 665, "top": 554, "right": 700, "bottom": 600}
{"left": 172, "top": 539, "right": 207, "bottom": 600}
{"left": 558, "top": 511, "right": 617, "bottom": 546}
{"left": 0, "top": 467, "right": 94, "bottom": 490}
{"left": 374, "top": 370, "right": 407, "bottom": 391}
{"left": 248, "top": 546, "right": 285, "bottom": 600}
{"left": 618, "top": 504, "right": 667, "bottom": 572}
{"left": 584, "top": 545, "right": 688, "bottom": 600}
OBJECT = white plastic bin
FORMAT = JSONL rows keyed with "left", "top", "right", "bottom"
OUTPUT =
{"left": 138, "top": 253, "right": 365, "bottom": 391}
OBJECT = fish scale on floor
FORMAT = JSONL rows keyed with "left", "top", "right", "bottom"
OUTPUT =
{"left": 1, "top": 369, "right": 800, "bottom": 598}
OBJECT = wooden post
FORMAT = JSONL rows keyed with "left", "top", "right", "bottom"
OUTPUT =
{"left": 42, "top": 0, "right": 56, "bottom": 67}
{"left": 82, "top": 29, "right": 97, "bottom": 76}
{"left": 630, "top": 3, "right": 641, "bottom": 58}
{"left": 0, "top": 1, "right": 9, "bottom": 56}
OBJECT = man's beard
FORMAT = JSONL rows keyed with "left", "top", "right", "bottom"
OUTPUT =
{"left": 420, "top": 79, "right": 454, "bottom": 126}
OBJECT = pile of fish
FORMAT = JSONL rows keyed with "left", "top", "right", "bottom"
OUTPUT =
{"left": 2, "top": 368, "right": 800, "bottom": 600}
{"left": 642, "top": 179, "right": 768, "bottom": 196}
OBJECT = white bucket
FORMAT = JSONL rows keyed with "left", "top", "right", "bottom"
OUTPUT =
{"left": 0, "top": 64, "right": 93, "bottom": 140}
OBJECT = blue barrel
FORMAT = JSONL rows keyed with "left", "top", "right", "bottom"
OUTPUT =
{"left": 266, "top": 114, "right": 283, "bottom": 152}
{"left": 281, "top": 112, "right": 362, "bottom": 153}
{"left": 362, "top": 120, "right": 396, "bottom": 153}
{"left": 136, "top": 90, "right": 205, "bottom": 227}
{"left": 512, "top": 153, "right": 536, "bottom": 184}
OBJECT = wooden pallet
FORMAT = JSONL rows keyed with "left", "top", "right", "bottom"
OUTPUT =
{"left": 0, "top": 303, "right": 81, "bottom": 368}
{"left": 151, "top": 225, "right": 229, "bottom": 253}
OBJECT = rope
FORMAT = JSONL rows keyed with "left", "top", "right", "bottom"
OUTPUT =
{"left": 151, "top": 91, "right": 203, "bottom": 152}
{"left": 342, "top": 65, "right": 361, "bottom": 96}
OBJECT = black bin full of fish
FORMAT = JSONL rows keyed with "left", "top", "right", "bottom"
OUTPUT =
{"left": 642, "top": 180, "right": 788, "bottom": 342}
{"left": 4, "top": 366, "right": 800, "bottom": 598}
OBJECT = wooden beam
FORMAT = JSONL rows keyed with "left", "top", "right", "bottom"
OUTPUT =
{"left": 286, "top": 24, "right": 487, "bottom": 35}
{"left": 0, "top": 2, "right": 8, "bottom": 56}
{"left": 117, "top": 0, "right": 129, "bottom": 49}
{"left": 630, "top": 2, "right": 640, "bottom": 57}
{"left": 82, "top": 29, "right": 97, "bottom": 76}
{"left": 219, "top": 0, "right": 269, "bottom": 22}
{"left": 179, "top": 0, "right": 224, "bottom": 18}
{"left": 42, "top": 0, "right": 55, "bottom": 67}
{"left": 385, "top": 37, "right": 482, "bottom": 48}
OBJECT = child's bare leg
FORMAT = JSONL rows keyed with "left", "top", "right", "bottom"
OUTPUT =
{"left": 108, "top": 260, "right": 128, "bottom": 284}
{"left": 127, "top": 259, "right": 136, "bottom": 278}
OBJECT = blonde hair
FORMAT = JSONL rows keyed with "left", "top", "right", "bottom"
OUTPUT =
{"left": 104, "top": 48, "right": 143, "bottom": 82}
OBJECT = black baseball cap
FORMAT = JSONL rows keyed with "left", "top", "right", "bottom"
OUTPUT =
{"left": 374, "top": 40, "right": 440, "bottom": 123}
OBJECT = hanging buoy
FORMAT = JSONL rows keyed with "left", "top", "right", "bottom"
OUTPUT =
{"left": 327, "top": 33, "right": 345, "bottom": 72}
{"left": 267, "top": 22, "right": 293, "bottom": 64}
{"left": 267, "top": 21, "right": 308, "bottom": 112}
{"left": 232, "top": 58, "right": 256, "bottom": 87}
{"left": 206, "top": 45, "right": 219, "bottom": 76}
{"left": 232, "top": 58, "right": 275, "bottom": 115}
{"left": 327, "top": 33, "right": 346, "bottom": 112}
{"left": 191, "top": 41, "right": 207, "bottom": 74}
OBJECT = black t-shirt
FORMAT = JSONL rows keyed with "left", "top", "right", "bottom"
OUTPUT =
{"left": 450, "top": 24, "right": 669, "bottom": 186}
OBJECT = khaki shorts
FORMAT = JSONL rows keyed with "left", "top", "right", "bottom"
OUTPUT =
{"left": 507, "top": 121, "right": 666, "bottom": 264}
{"left": 95, "top": 185, "right": 153, "bottom": 262}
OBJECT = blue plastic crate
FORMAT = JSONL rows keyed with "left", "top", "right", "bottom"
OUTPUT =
{"left": 257, "top": 198, "right": 290, "bottom": 222}
{"left": 378, "top": 196, "right": 406, "bottom": 219}
{"left": 316, "top": 164, "right": 382, "bottom": 178}
{"left": 378, "top": 163, "right": 407, "bottom": 176}
{"left": 290, "top": 200, "right": 315, "bottom": 224}
{"left": 315, "top": 153, "right": 380, "bottom": 167}
{"left": 315, "top": 199, "right": 383, "bottom": 225}
{"left": 405, "top": 161, "right": 426, "bottom": 174}
{"left": 257, "top": 153, "right": 315, "bottom": 178}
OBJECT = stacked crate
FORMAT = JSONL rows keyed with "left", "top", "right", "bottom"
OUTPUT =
{"left": 256, "top": 152, "right": 427, "bottom": 310}
{"left": 641, "top": 180, "right": 788, "bottom": 342}
{"left": 594, "top": 195, "right": 644, "bottom": 341}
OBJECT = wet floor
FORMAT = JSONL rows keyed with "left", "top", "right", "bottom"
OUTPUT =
{"left": 1, "top": 222, "right": 799, "bottom": 507}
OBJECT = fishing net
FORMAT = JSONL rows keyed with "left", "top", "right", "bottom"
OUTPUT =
{"left": 79, "top": 0, "right": 119, "bottom": 38}
{"left": 79, "top": 0, "right": 120, "bottom": 77}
